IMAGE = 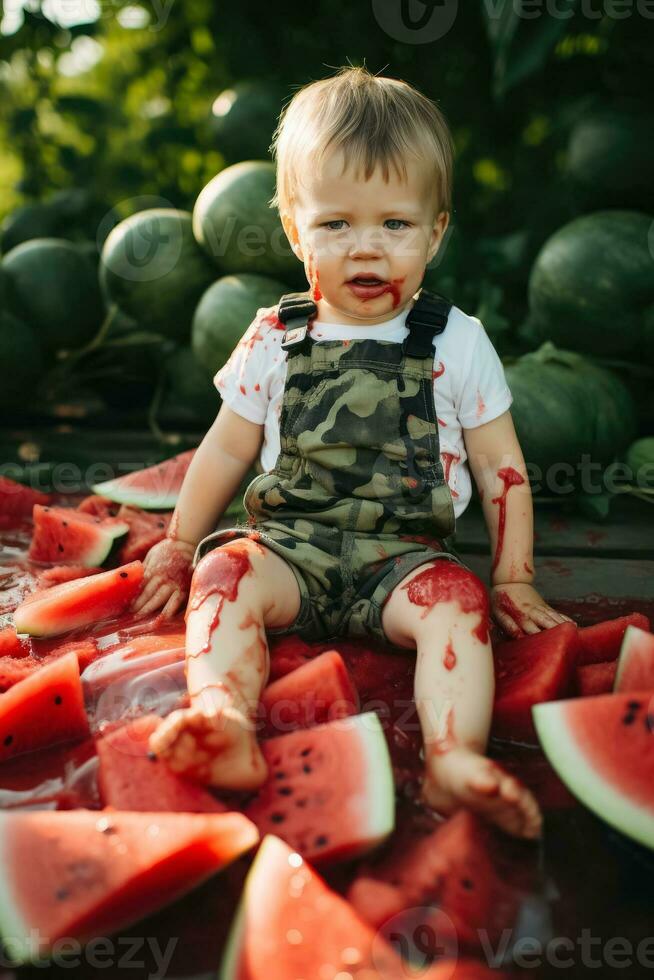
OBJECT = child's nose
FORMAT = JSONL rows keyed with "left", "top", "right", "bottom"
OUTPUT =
{"left": 348, "top": 227, "right": 385, "bottom": 258}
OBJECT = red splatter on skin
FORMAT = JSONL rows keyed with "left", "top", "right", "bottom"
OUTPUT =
{"left": 495, "top": 591, "right": 527, "bottom": 634}
{"left": 306, "top": 250, "right": 322, "bottom": 302}
{"left": 432, "top": 361, "right": 445, "bottom": 381}
{"left": 491, "top": 467, "right": 526, "bottom": 574}
{"left": 185, "top": 545, "right": 260, "bottom": 654}
{"left": 443, "top": 639, "right": 457, "bottom": 671}
{"left": 476, "top": 389, "right": 486, "bottom": 418}
{"left": 426, "top": 703, "right": 457, "bottom": 757}
{"left": 401, "top": 561, "right": 490, "bottom": 644}
{"left": 523, "top": 562, "right": 534, "bottom": 576}
{"left": 440, "top": 451, "right": 460, "bottom": 498}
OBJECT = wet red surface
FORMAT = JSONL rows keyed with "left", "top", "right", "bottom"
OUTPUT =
{"left": 1, "top": 517, "right": 654, "bottom": 977}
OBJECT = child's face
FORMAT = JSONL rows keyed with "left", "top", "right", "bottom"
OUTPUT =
{"left": 281, "top": 148, "right": 448, "bottom": 326}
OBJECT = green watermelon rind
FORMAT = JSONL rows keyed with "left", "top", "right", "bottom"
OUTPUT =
{"left": 614, "top": 626, "right": 654, "bottom": 693}
{"left": 30, "top": 508, "right": 129, "bottom": 568}
{"left": 348, "top": 711, "right": 396, "bottom": 847}
{"left": 0, "top": 813, "right": 35, "bottom": 965}
{"left": 533, "top": 698, "right": 654, "bottom": 850}
{"left": 88, "top": 481, "right": 178, "bottom": 510}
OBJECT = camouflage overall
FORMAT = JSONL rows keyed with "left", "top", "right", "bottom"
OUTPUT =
{"left": 193, "top": 287, "right": 471, "bottom": 644}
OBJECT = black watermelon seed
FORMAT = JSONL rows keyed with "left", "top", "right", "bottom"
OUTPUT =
{"left": 44, "top": 508, "right": 49, "bottom": 512}
{"left": 158, "top": 521, "right": 165, "bottom": 528}
{"left": 461, "top": 878, "right": 474, "bottom": 890}
{"left": 147, "top": 751, "right": 157, "bottom": 761}
{"left": 278, "top": 786, "right": 293, "bottom": 796}
{"left": 274, "top": 771, "right": 286, "bottom": 780}
{"left": 270, "top": 813, "right": 285, "bottom": 824}
{"left": 58, "top": 544, "right": 64, "bottom": 552}
{"left": 645, "top": 715, "right": 654, "bottom": 733}
{"left": 627, "top": 701, "right": 641, "bottom": 710}
{"left": 95, "top": 518, "right": 100, "bottom": 523}
{"left": 3, "top": 735, "right": 12, "bottom": 746}
{"left": 120, "top": 572, "right": 128, "bottom": 578}
{"left": 315, "top": 835, "right": 328, "bottom": 847}
{"left": 303, "top": 764, "right": 312, "bottom": 773}
{"left": 54, "top": 695, "right": 63, "bottom": 705}
{"left": 622, "top": 714, "right": 636, "bottom": 725}
{"left": 300, "top": 747, "right": 311, "bottom": 756}
{"left": 62, "top": 520, "right": 68, "bottom": 527}
{"left": 55, "top": 888, "right": 69, "bottom": 901}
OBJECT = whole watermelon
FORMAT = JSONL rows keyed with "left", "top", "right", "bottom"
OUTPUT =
{"left": 526, "top": 211, "right": 654, "bottom": 358}
{"left": 191, "top": 272, "right": 290, "bottom": 378}
{"left": 2, "top": 238, "right": 103, "bottom": 354}
{"left": 505, "top": 343, "right": 638, "bottom": 486}
{"left": 565, "top": 104, "right": 654, "bottom": 213}
{"left": 100, "top": 209, "right": 215, "bottom": 342}
{"left": 160, "top": 346, "right": 219, "bottom": 426}
{"left": 625, "top": 437, "right": 654, "bottom": 489}
{"left": 0, "top": 311, "right": 44, "bottom": 407}
{"left": 209, "top": 81, "right": 286, "bottom": 164}
{"left": 193, "top": 161, "right": 300, "bottom": 283}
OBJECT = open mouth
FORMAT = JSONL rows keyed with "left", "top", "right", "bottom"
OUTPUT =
{"left": 348, "top": 277, "right": 386, "bottom": 285}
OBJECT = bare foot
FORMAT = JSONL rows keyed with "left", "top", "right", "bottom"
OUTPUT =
{"left": 148, "top": 700, "right": 268, "bottom": 791}
{"left": 421, "top": 745, "right": 542, "bottom": 840}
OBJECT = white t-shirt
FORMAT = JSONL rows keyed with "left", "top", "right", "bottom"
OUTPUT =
{"left": 214, "top": 302, "right": 513, "bottom": 520}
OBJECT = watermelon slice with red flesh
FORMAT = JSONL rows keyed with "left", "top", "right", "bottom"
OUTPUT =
{"left": 220, "top": 834, "right": 507, "bottom": 980}
{"left": 0, "top": 651, "right": 89, "bottom": 763}
{"left": 96, "top": 713, "right": 227, "bottom": 813}
{"left": 36, "top": 565, "right": 99, "bottom": 588}
{"left": 267, "top": 633, "right": 317, "bottom": 680}
{"left": 576, "top": 660, "right": 617, "bottom": 697}
{"left": 13, "top": 560, "right": 144, "bottom": 637}
{"left": 0, "top": 636, "right": 100, "bottom": 694}
{"left": 76, "top": 495, "right": 120, "bottom": 518}
{"left": 243, "top": 711, "right": 394, "bottom": 865}
{"left": 492, "top": 622, "right": 579, "bottom": 742}
{"left": 575, "top": 612, "right": 651, "bottom": 665}
{"left": 0, "top": 808, "right": 258, "bottom": 966}
{"left": 259, "top": 649, "right": 359, "bottom": 739}
{"left": 614, "top": 626, "right": 654, "bottom": 693}
{"left": 115, "top": 505, "right": 172, "bottom": 563}
{"left": 533, "top": 691, "right": 654, "bottom": 850}
{"left": 0, "top": 477, "right": 50, "bottom": 525}
{"left": 91, "top": 448, "right": 196, "bottom": 510}
{"left": 28, "top": 505, "right": 129, "bottom": 567}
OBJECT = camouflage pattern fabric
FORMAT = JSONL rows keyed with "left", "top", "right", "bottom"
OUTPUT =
{"left": 193, "top": 288, "right": 471, "bottom": 644}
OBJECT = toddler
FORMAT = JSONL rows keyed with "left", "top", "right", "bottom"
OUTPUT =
{"left": 133, "top": 66, "right": 574, "bottom": 840}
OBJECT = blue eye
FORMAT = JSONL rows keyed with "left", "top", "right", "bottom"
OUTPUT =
{"left": 320, "top": 219, "right": 410, "bottom": 231}
{"left": 385, "top": 219, "right": 410, "bottom": 231}
{"left": 322, "top": 220, "right": 346, "bottom": 231}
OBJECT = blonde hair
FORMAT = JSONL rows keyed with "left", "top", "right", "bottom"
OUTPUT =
{"left": 269, "top": 65, "right": 455, "bottom": 219}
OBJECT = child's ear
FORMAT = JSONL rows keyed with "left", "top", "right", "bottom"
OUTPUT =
{"left": 426, "top": 210, "right": 449, "bottom": 266}
{"left": 281, "top": 211, "right": 305, "bottom": 262}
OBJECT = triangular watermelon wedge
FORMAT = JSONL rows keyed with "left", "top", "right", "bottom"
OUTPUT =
{"left": 220, "top": 834, "right": 506, "bottom": 980}
{"left": 533, "top": 692, "right": 654, "bottom": 850}
{"left": 91, "top": 449, "right": 195, "bottom": 509}
{"left": 0, "top": 808, "right": 258, "bottom": 965}
{"left": 614, "top": 626, "right": 654, "bottom": 692}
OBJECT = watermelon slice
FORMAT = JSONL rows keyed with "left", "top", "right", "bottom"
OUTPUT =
{"left": 0, "top": 476, "right": 50, "bottom": 525}
{"left": 90, "top": 449, "right": 195, "bottom": 509}
{"left": 533, "top": 691, "right": 654, "bottom": 850}
{"left": 575, "top": 612, "right": 650, "bottom": 665}
{"left": 347, "top": 809, "right": 526, "bottom": 951}
{"left": 13, "top": 561, "right": 144, "bottom": 637}
{"left": 96, "top": 713, "right": 227, "bottom": 812}
{"left": 76, "top": 495, "right": 120, "bottom": 518}
{"left": 243, "top": 712, "right": 394, "bottom": 865}
{"left": 267, "top": 633, "right": 316, "bottom": 680}
{"left": 28, "top": 505, "right": 129, "bottom": 567}
{"left": 0, "top": 651, "right": 89, "bottom": 762}
{"left": 0, "top": 808, "right": 258, "bottom": 965}
{"left": 36, "top": 565, "right": 99, "bottom": 588}
{"left": 614, "top": 626, "right": 654, "bottom": 692}
{"left": 576, "top": 660, "right": 617, "bottom": 697}
{"left": 115, "top": 505, "right": 172, "bottom": 563}
{"left": 493, "top": 622, "right": 578, "bottom": 742}
{"left": 259, "top": 649, "right": 359, "bottom": 738}
{"left": 220, "top": 834, "right": 505, "bottom": 980}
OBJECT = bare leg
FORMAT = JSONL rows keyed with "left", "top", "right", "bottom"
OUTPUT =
{"left": 382, "top": 559, "right": 542, "bottom": 839}
{"left": 149, "top": 538, "right": 301, "bottom": 790}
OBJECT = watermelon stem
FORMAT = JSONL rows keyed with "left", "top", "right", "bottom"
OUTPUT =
{"left": 147, "top": 369, "right": 180, "bottom": 447}
{"left": 56, "top": 304, "right": 121, "bottom": 365}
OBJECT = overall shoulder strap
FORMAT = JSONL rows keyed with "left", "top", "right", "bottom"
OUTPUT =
{"left": 403, "top": 288, "right": 453, "bottom": 358}
{"left": 278, "top": 292, "right": 318, "bottom": 352}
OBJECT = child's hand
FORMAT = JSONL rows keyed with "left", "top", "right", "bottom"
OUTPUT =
{"left": 131, "top": 537, "right": 196, "bottom": 619}
{"left": 491, "top": 582, "right": 575, "bottom": 638}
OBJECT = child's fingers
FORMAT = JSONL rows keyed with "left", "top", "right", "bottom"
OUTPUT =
{"left": 135, "top": 583, "right": 173, "bottom": 617}
{"left": 493, "top": 609, "right": 523, "bottom": 639}
{"left": 133, "top": 574, "right": 166, "bottom": 611}
{"left": 530, "top": 606, "right": 561, "bottom": 629}
{"left": 161, "top": 589, "right": 182, "bottom": 619}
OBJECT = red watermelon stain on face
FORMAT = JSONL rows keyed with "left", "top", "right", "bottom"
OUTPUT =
{"left": 491, "top": 467, "right": 526, "bottom": 573}
{"left": 186, "top": 548, "right": 255, "bottom": 655}
{"left": 306, "top": 248, "right": 322, "bottom": 302}
{"left": 443, "top": 638, "right": 457, "bottom": 671}
{"left": 401, "top": 561, "right": 490, "bottom": 644}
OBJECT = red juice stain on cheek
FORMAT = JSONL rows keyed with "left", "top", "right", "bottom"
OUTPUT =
{"left": 306, "top": 250, "right": 322, "bottom": 302}
{"left": 402, "top": 561, "right": 490, "bottom": 644}
{"left": 380, "top": 276, "right": 405, "bottom": 308}
{"left": 490, "top": 467, "right": 526, "bottom": 574}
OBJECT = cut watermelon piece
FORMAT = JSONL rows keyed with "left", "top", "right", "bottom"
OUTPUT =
{"left": 614, "top": 626, "right": 654, "bottom": 692}
{"left": 533, "top": 691, "right": 654, "bottom": 850}
{"left": 493, "top": 622, "right": 578, "bottom": 742}
{"left": 267, "top": 633, "right": 316, "bottom": 680}
{"left": 347, "top": 809, "right": 526, "bottom": 951}
{"left": 0, "top": 651, "right": 89, "bottom": 762}
{"left": 259, "top": 649, "right": 359, "bottom": 739}
{"left": 28, "top": 505, "right": 129, "bottom": 567}
{"left": 91, "top": 449, "right": 195, "bottom": 509}
{"left": 76, "top": 495, "right": 120, "bottom": 518}
{"left": 243, "top": 712, "right": 394, "bottom": 865}
{"left": 575, "top": 612, "right": 650, "bottom": 665}
{"left": 13, "top": 561, "right": 144, "bottom": 637}
{"left": 220, "top": 835, "right": 505, "bottom": 980}
{"left": 576, "top": 660, "right": 617, "bottom": 697}
{"left": 96, "top": 713, "right": 227, "bottom": 812}
{"left": 36, "top": 565, "right": 99, "bottom": 588}
{"left": 0, "top": 808, "right": 258, "bottom": 965}
{"left": 0, "top": 626, "right": 30, "bottom": 658}
{"left": 115, "top": 505, "right": 172, "bottom": 563}
{"left": 0, "top": 477, "right": 50, "bottom": 525}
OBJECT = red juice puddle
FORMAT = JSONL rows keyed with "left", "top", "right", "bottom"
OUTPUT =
{"left": 401, "top": 561, "right": 490, "bottom": 644}
{"left": 491, "top": 466, "right": 525, "bottom": 574}
{"left": 443, "top": 638, "right": 457, "bottom": 671}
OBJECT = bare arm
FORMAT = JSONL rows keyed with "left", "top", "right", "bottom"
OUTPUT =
{"left": 463, "top": 410, "right": 574, "bottom": 635}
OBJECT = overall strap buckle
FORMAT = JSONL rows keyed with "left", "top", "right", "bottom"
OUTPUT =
{"left": 279, "top": 292, "right": 318, "bottom": 352}
{"left": 403, "top": 288, "right": 453, "bottom": 358}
